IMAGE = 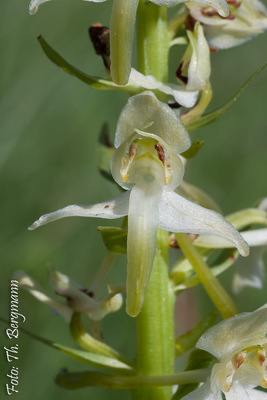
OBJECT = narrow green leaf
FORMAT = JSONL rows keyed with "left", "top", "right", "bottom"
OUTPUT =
{"left": 172, "top": 349, "right": 216, "bottom": 400}
{"left": 70, "top": 313, "right": 135, "bottom": 368}
{"left": 180, "top": 140, "right": 204, "bottom": 159}
{"left": 185, "top": 61, "right": 267, "bottom": 131}
{"left": 97, "top": 226, "right": 128, "bottom": 254}
{"left": 175, "top": 311, "right": 217, "bottom": 357}
{"left": 97, "top": 123, "right": 115, "bottom": 182}
{"left": 37, "top": 36, "right": 139, "bottom": 94}
{"left": 0, "top": 317, "right": 133, "bottom": 374}
{"left": 56, "top": 368, "right": 210, "bottom": 390}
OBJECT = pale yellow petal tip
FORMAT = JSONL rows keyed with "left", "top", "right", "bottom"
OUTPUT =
{"left": 28, "top": 221, "right": 39, "bottom": 230}
{"left": 126, "top": 298, "right": 143, "bottom": 318}
{"left": 240, "top": 241, "right": 250, "bottom": 257}
{"left": 29, "top": 0, "right": 50, "bottom": 15}
{"left": 217, "top": 0, "right": 229, "bottom": 17}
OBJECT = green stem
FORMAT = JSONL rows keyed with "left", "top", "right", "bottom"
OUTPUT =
{"left": 133, "top": 229, "right": 175, "bottom": 400}
{"left": 89, "top": 252, "right": 117, "bottom": 295}
{"left": 137, "top": 0, "right": 168, "bottom": 85}
{"left": 168, "top": 10, "right": 189, "bottom": 41}
{"left": 182, "top": 83, "right": 213, "bottom": 126}
{"left": 175, "top": 233, "right": 238, "bottom": 319}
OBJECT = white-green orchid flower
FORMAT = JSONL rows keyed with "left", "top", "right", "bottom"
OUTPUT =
{"left": 29, "top": 91, "right": 249, "bottom": 317}
{"left": 13, "top": 268, "right": 124, "bottom": 323}
{"left": 29, "top": 0, "right": 229, "bottom": 85}
{"left": 187, "top": 0, "right": 267, "bottom": 49}
{"left": 176, "top": 22, "right": 211, "bottom": 91}
{"left": 182, "top": 304, "right": 267, "bottom": 400}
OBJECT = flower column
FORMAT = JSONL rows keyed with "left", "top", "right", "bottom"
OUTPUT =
{"left": 134, "top": 2, "right": 174, "bottom": 400}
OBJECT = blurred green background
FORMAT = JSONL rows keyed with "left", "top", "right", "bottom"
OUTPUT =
{"left": 1, "top": 0, "right": 267, "bottom": 398}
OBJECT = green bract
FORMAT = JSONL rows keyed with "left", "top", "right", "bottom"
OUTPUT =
{"left": 28, "top": 91, "right": 249, "bottom": 317}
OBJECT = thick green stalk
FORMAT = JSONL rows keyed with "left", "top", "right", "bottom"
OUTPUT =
{"left": 133, "top": 5, "right": 174, "bottom": 400}
{"left": 175, "top": 233, "right": 238, "bottom": 319}
{"left": 133, "top": 229, "right": 175, "bottom": 400}
{"left": 137, "top": 0, "right": 169, "bottom": 84}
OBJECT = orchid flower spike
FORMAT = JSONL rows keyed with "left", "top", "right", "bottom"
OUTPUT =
{"left": 182, "top": 304, "right": 267, "bottom": 400}
{"left": 176, "top": 22, "right": 211, "bottom": 91}
{"left": 29, "top": 91, "right": 249, "bottom": 317}
{"left": 29, "top": 0, "right": 229, "bottom": 86}
{"left": 13, "top": 267, "right": 124, "bottom": 323}
{"left": 187, "top": 0, "right": 267, "bottom": 49}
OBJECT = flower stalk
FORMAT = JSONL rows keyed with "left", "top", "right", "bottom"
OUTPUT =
{"left": 175, "top": 233, "right": 238, "bottom": 319}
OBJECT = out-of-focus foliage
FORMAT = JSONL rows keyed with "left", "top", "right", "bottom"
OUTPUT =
{"left": 1, "top": 0, "right": 267, "bottom": 399}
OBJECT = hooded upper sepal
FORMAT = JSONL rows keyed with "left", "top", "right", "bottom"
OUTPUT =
{"left": 196, "top": 304, "right": 267, "bottom": 361}
{"left": 114, "top": 91, "right": 191, "bottom": 154}
{"left": 110, "top": 0, "right": 139, "bottom": 85}
{"left": 28, "top": 191, "right": 130, "bottom": 230}
{"left": 158, "top": 190, "right": 249, "bottom": 257}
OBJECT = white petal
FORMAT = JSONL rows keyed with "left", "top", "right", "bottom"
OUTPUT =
{"left": 204, "top": 24, "right": 263, "bottom": 49}
{"left": 28, "top": 191, "right": 130, "bottom": 230}
{"left": 151, "top": 0, "right": 229, "bottom": 17}
{"left": 187, "top": 23, "right": 211, "bottom": 90}
{"left": 181, "top": 378, "right": 219, "bottom": 400}
{"left": 158, "top": 190, "right": 249, "bottom": 257}
{"left": 13, "top": 270, "right": 73, "bottom": 323}
{"left": 226, "top": 382, "right": 253, "bottom": 400}
{"left": 195, "top": 228, "right": 267, "bottom": 249}
{"left": 126, "top": 172, "right": 164, "bottom": 317}
{"left": 128, "top": 69, "right": 198, "bottom": 108}
{"left": 115, "top": 91, "right": 191, "bottom": 154}
{"left": 243, "top": 388, "right": 267, "bottom": 400}
{"left": 196, "top": 304, "right": 267, "bottom": 361}
{"left": 259, "top": 198, "right": 267, "bottom": 211}
{"left": 175, "top": 180, "right": 222, "bottom": 213}
{"left": 47, "top": 267, "right": 99, "bottom": 314}
{"left": 29, "top": 0, "right": 106, "bottom": 15}
{"left": 232, "top": 246, "right": 266, "bottom": 294}
{"left": 91, "top": 282, "right": 125, "bottom": 320}
{"left": 29, "top": 0, "right": 51, "bottom": 15}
